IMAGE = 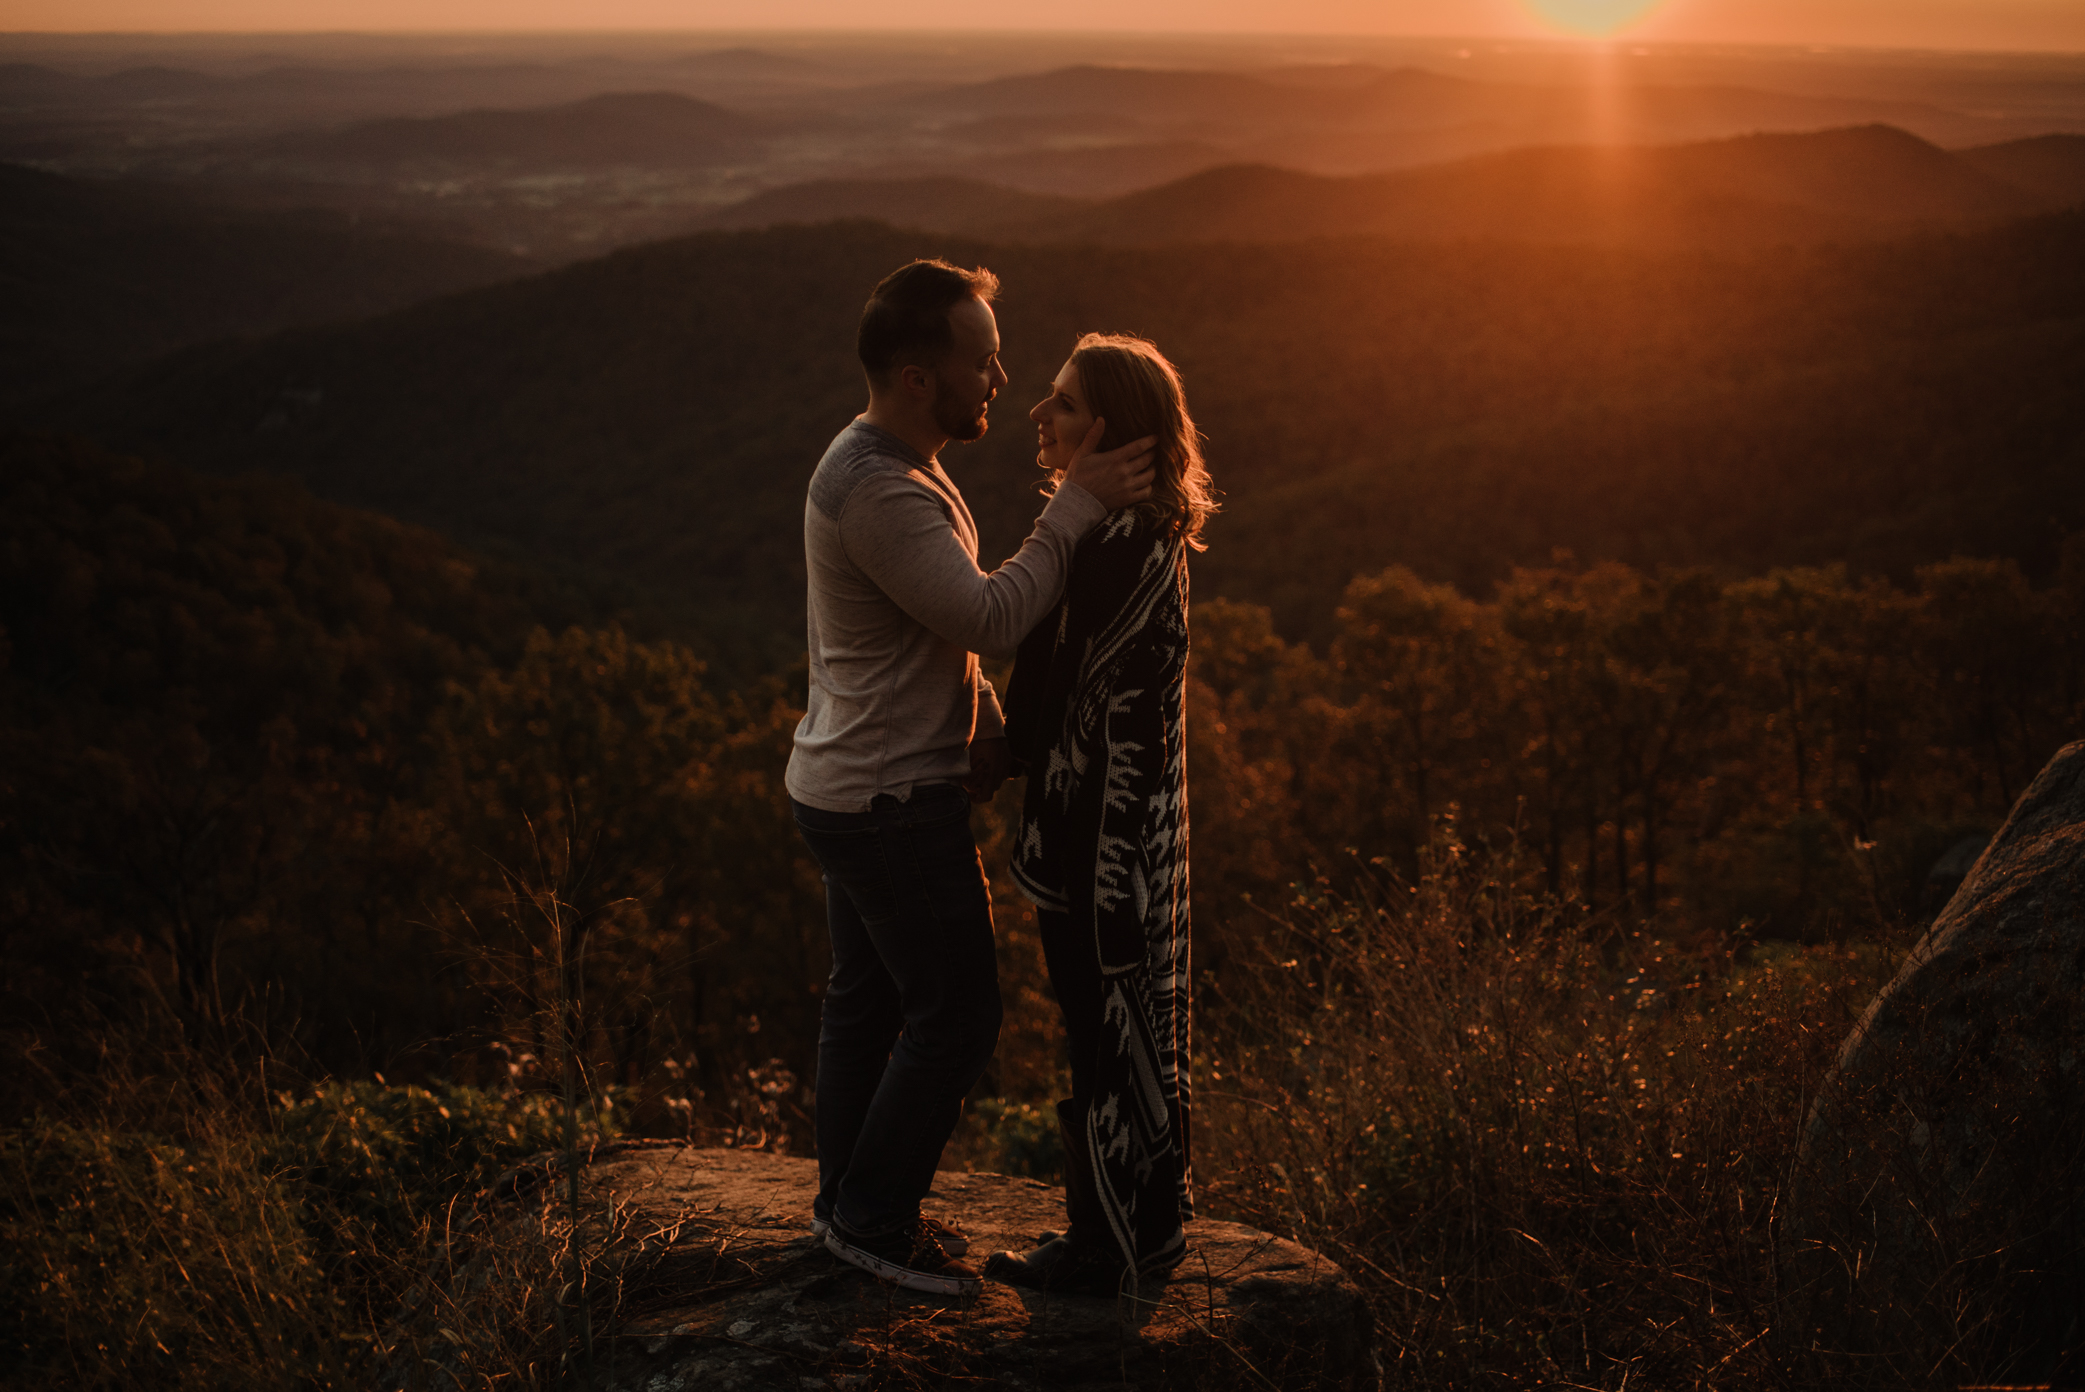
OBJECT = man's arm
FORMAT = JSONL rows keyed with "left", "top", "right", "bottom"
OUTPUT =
{"left": 840, "top": 424, "right": 1157, "bottom": 656}
{"left": 842, "top": 476, "right": 1102, "bottom": 656}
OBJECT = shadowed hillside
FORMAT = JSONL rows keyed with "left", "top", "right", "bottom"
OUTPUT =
{"left": 1958, "top": 132, "right": 2085, "bottom": 205}
{"left": 711, "top": 125, "right": 2069, "bottom": 248}
{"left": 0, "top": 162, "right": 535, "bottom": 407}
{"left": 27, "top": 209, "right": 2085, "bottom": 661}
{"left": 1060, "top": 125, "right": 2045, "bottom": 246}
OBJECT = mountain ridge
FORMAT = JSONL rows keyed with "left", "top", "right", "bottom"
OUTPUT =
{"left": 701, "top": 124, "right": 2069, "bottom": 248}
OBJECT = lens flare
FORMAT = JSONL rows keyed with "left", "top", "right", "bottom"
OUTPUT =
{"left": 1519, "top": 0, "right": 1666, "bottom": 37}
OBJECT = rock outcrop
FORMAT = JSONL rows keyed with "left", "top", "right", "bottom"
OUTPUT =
{"left": 1784, "top": 741, "right": 2085, "bottom": 1380}
{"left": 535, "top": 1146, "right": 1377, "bottom": 1391}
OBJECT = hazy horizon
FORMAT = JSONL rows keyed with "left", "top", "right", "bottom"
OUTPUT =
{"left": 5, "top": 0, "right": 2085, "bottom": 52}
{"left": 7, "top": 25, "right": 2082, "bottom": 260}
{"left": 6, "top": 27, "right": 2085, "bottom": 57}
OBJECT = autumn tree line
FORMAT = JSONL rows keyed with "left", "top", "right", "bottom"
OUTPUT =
{"left": 1, "top": 436, "right": 816, "bottom": 1123}
{"left": 1188, "top": 546, "right": 2085, "bottom": 956}
{"left": 4, "top": 433, "right": 2082, "bottom": 1130}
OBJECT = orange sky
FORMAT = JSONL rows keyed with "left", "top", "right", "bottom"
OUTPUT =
{"left": 4, "top": 0, "right": 2083, "bottom": 50}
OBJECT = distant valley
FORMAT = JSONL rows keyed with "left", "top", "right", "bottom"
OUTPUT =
{"left": 7, "top": 38, "right": 2084, "bottom": 256}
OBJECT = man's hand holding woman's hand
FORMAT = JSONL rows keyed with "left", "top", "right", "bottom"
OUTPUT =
{"left": 963, "top": 736, "right": 1014, "bottom": 805}
{"left": 1064, "top": 417, "right": 1156, "bottom": 512}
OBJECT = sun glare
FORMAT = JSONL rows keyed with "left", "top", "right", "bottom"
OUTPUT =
{"left": 1519, "top": 0, "right": 1667, "bottom": 38}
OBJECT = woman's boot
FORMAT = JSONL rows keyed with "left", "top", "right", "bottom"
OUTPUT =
{"left": 983, "top": 1099, "right": 1130, "bottom": 1296}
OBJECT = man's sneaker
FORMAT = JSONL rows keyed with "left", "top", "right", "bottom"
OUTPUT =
{"left": 824, "top": 1217, "right": 982, "bottom": 1297}
{"left": 812, "top": 1212, "right": 969, "bottom": 1256}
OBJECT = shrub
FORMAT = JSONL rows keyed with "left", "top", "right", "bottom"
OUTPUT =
{"left": 965, "top": 1097, "right": 1066, "bottom": 1183}
{"left": 270, "top": 1079, "right": 621, "bottom": 1241}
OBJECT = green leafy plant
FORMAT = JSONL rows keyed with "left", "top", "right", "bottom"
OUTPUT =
{"left": 270, "top": 1079, "right": 621, "bottom": 1240}
{"left": 966, "top": 1097, "right": 1066, "bottom": 1183}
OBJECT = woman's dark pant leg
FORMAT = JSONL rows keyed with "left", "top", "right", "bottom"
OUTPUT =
{"left": 1037, "top": 908, "right": 1104, "bottom": 1104}
{"left": 1038, "top": 906, "right": 1182, "bottom": 1263}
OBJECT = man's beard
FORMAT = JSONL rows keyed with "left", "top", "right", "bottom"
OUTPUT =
{"left": 933, "top": 379, "right": 991, "bottom": 443}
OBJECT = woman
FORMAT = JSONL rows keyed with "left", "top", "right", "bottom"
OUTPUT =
{"left": 985, "top": 334, "right": 1217, "bottom": 1297}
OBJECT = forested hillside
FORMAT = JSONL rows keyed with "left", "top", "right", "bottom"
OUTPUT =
{"left": 0, "top": 433, "right": 812, "bottom": 1096}
{"left": 0, "top": 163, "right": 535, "bottom": 407}
{"left": 32, "top": 208, "right": 2085, "bottom": 666}
{"left": 5, "top": 430, "right": 2079, "bottom": 1117}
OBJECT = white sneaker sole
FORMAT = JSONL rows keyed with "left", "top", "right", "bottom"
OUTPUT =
{"left": 823, "top": 1230, "right": 981, "bottom": 1296}
{"left": 812, "top": 1215, "right": 969, "bottom": 1256}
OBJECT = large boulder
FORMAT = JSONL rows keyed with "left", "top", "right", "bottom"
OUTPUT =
{"left": 486, "top": 1145, "right": 1377, "bottom": 1391}
{"left": 1783, "top": 741, "right": 2085, "bottom": 1381}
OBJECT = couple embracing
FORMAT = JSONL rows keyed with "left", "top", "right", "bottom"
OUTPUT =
{"left": 784, "top": 258, "right": 1214, "bottom": 1299}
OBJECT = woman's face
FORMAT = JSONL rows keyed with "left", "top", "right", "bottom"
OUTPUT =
{"left": 1028, "top": 359, "right": 1095, "bottom": 476}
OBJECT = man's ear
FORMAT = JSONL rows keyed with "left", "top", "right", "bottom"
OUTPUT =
{"left": 895, "top": 361, "right": 934, "bottom": 400}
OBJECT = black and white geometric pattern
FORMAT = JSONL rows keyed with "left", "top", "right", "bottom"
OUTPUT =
{"left": 1005, "top": 511, "right": 1194, "bottom": 1264}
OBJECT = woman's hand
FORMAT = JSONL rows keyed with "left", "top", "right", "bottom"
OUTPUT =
{"left": 963, "top": 736, "right": 1014, "bottom": 804}
{"left": 1064, "top": 417, "right": 1156, "bottom": 512}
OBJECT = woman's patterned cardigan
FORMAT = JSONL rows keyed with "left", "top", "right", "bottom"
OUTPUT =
{"left": 1004, "top": 508, "right": 1194, "bottom": 1264}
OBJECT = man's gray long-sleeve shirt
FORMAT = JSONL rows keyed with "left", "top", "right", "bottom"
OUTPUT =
{"left": 786, "top": 418, "right": 1107, "bottom": 814}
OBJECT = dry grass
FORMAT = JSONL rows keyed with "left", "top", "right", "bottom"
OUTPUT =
{"left": 362, "top": 1145, "right": 738, "bottom": 1391}
{"left": 10, "top": 814, "right": 2061, "bottom": 1390}
{"left": 1195, "top": 822, "right": 1906, "bottom": 1390}
{"left": 0, "top": 1016, "right": 661, "bottom": 1392}
{"left": 0, "top": 1121, "right": 335, "bottom": 1391}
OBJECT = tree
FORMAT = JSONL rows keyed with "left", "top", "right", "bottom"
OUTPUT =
{"left": 1334, "top": 566, "right": 1509, "bottom": 868}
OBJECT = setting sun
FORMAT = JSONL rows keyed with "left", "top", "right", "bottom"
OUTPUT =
{"left": 1520, "top": 0, "right": 1666, "bottom": 38}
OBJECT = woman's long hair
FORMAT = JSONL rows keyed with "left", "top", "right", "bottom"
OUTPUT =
{"left": 1064, "top": 333, "right": 1218, "bottom": 550}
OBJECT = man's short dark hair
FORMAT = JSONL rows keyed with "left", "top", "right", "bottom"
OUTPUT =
{"left": 858, "top": 259, "right": 1000, "bottom": 382}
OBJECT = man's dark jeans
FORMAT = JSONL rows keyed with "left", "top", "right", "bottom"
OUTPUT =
{"left": 792, "top": 781, "right": 1003, "bottom": 1238}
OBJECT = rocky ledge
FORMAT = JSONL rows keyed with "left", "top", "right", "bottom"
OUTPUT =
{"left": 538, "top": 1145, "right": 1378, "bottom": 1391}
{"left": 1783, "top": 740, "right": 2085, "bottom": 1377}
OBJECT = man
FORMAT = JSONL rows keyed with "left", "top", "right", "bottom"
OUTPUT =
{"left": 786, "top": 259, "right": 1154, "bottom": 1296}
